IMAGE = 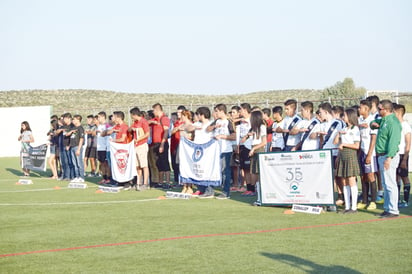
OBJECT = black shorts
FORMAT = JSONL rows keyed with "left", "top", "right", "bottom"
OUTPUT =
{"left": 397, "top": 154, "right": 409, "bottom": 178}
{"left": 239, "top": 145, "right": 251, "bottom": 170}
{"left": 153, "top": 142, "right": 171, "bottom": 172}
{"left": 97, "top": 151, "right": 107, "bottom": 163}
{"left": 85, "top": 147, "right": 97, "bottom": 159}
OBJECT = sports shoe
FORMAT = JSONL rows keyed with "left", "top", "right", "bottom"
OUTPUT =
{"left": 366, "top": 202, "right": 377, "bottom": 210}
{"left": 216, "top": 194, "right": 230, "bottom": 200}
{"left": 98, "top": 179, "right": 106, "bottom": 184}
{"left": 139, "top": 185, "right": 149, "bottom": 191}
{"left": 192, "top": 190, "right": 203, "bottom": 196}
{"left": 241, "top": 190, "right": 253, "bottom": 196}
{"left": 78, "top": 178, "right": 85, "bottom": 183}
{"left": 399, "top": 201, "right": 409, "bottom": 208}
{"left": 123, "top": 186, "right": 131, "bottom": 191}
{"left": 230, "top": 187, "right": 239, "bottom": 192}
{"left": 376, "top": 196, "right": 384, "bottom": 204}
{"left": 198, "top": 193, "right": 215, "bottom": 199}
{"left": 238, "top": 187, "right": 247, "bottom": 192}
{"left": 357, "top": 203, "right": 367, "bottom": 210}
{"left": 70, "top": 177, "right": 80, "bottom": 183}
{"left": 380, "top": 212, "right": 399, "bottom": 218}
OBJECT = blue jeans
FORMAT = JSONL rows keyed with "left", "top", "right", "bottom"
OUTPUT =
{"left": 71, "top": 146, "right": 84, "bottom": 179}
{"left": 61, "top": 148, "right": 74, "bottom": 179}
{"left": 221, "top": 152, "right": 232, "bottom": 197}
{"left": 378, "top": 154, "right": 400, "bottom": 215}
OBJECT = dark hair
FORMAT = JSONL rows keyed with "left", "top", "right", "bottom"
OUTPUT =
{"left": 394, "top": 104, "right": 406, "bottom": 116}
{"left": 250, "top": 110, "right": 264, "bottom": 139}
{"left": 63, "top": 113, "right": 72, "bottom": 119}
{"left": 113, "top": 111, "right": 125, "bottom": 121}
{"left": 50, "top": 115, "right": 58, "bottom": 121}
{"left": 345, "top": 108, "right": 358, "bottom": 127}
{"left": 262, "top": 108, "right": 271, "bottom": 116}
{"left": 367, "top": 95, "right": 380, "bottom": 107}
{"left": 359, "top": 99, "right": 371, "bottom": 109}
{"left": 332, "top": 106, "right": 344, "bottom": 118}
{"left": 87, "top": 115, "right": 94, "bottom": 119}
{"left": 177, "top": 105, "right": 186, "bottom": 111}
{"left": 21, "top": 121, "right": 31, "bottom": 133}
{"left": 152, "top": 103, "right": 163, "bottom": 111}
{"left": 73, "top": 114, "right": 82, "bottom": 122}
{"left": 318, "top": 102, "right": 332, "bottom": 114}
{"left": 130, "top": 107, "right": 142, "bottom": 116}
{"left": 231, "top": 106, "right": 241, "bottom": 112}
{"left": 300, "top": 101, "right": 313, "bottom": 113}
{"left": 195, "top": 107, "right": 211, "bottom": 119}
{"left": 272, "top": 106, "right": 283, "bottom": 115}
{"left": 214, "top": 103, "right": 227, "bottom": 114}
{"left": 98, "top": 111, "right": 106, "bottom": 118}
{"left": 147, "top": 110, "right": 155, "bottom": 119}
{"left": 51, "top": 119, "right": 58, "bottom": 130}
{"left": 240, "top": 103, "right": 251, "bottom": 113}
{"left": 284, "top": 99, "right": 297, "bottom": 108}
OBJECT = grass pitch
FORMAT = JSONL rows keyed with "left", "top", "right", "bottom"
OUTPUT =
{"left": 0, "top": 158, "right": 411, "bottom": 273}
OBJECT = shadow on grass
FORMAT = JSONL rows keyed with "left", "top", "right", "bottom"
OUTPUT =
{"left": 261, "top": 252, "right": 362, "bottom": 273}
{"left": 5, "top": 168, "right": 46, "bottom": 178}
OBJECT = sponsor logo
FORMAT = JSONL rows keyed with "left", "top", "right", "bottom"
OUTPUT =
{"left": 299, "top": 154, "right": 313, "bottom": 160}
{"left": 319, "top": 152, "right": 326, "bottom": 158}
{"left": 280, "top": 154, "right": 293, "bottom": 161}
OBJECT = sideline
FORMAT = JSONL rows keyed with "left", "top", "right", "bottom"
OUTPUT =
{"left": 0, "top": 185, "right": 99, "bottom": 193}
{"left": 0, "top": 198, "right": 162, "bottom": 206}
{"left": 1, "top": 216, "right": 411, "bottom": 258}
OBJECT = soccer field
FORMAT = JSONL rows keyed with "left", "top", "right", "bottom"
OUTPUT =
{"left": 0, "top": 157, "right": 411, "bottom": 273}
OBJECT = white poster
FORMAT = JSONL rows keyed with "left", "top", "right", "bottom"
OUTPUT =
{"left": 109, "top": 141, "right": 137, "bottom": 183}
{"left": 257, "top": 150, "right": 334, "bottom": 205}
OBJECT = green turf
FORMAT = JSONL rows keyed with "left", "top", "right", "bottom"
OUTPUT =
{"left": 0, "top": 157, "right": 411, "bottom": 273}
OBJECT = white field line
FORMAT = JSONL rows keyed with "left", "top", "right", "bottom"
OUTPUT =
{"left": 0, "top": 185, "right": 99, "bottom": 193}
{"left": 0, "top": 198, "right": 162, "bottom": 206}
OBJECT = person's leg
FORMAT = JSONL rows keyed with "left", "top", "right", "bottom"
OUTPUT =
{"left": 221, "top": 152, "right": 232, "bottom": 196}
{"left": 342, "top": 178, "right": 351, "bottom": 211}
{"left": 70, "top": 147, "right": 80, "bottom": 179}
{"left": 348, "top": 176, "right": 358, "bottom": 211}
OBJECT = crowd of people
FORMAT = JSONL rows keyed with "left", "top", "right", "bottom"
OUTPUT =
{"left": 19, "top": 96, "right": 410, "bottom": 216}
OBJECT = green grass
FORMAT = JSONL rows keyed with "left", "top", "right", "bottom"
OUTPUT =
{"left": 0, "top": 157, "right": 411, "bottom": 273}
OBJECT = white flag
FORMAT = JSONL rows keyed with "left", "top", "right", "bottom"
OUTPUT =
{"left": 179, "top": 137, "right": 221, "bottom": 186}
{"left": 109, "top": 141, "right": 137, "bottom": 182}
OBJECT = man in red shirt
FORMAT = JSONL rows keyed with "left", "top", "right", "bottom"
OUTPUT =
{"left": 170, "top": 105, "right": 186, "bottom": 184}
{"left": 149, "top": 103, "right": 171, "bottom": 189}
{"left": 129, "top": 107, "right": 150, "bottom": 190}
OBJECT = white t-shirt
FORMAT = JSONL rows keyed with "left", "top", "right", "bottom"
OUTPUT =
{"left": 399, "top": 120, "right": 412, "bottom": 154}
{"left": 296, "top": 118, "right": 320, "bottom": 151}
{"left": 239, "top": 117, "right": 252, "bottom": 149}
{"left": 271, "top": 120, "right": 285, "bottom": 149}
{"left": 214, "top": 119, "right": 235, "bottom": 153}
{"left": 251, "top": 124, "right": 267, "bottom": 146}
{"left": 96, "top": 123, "right": 109, "bottom": 151}
{"left": 193, "top": 121, "right": 213, "bottom": 144}
{"left": 283, "top": 114, "right": 302, "bottom": 146}
{"left": 340, "top": 126, "right": 360, "bottom": 145}
{"left": 358, "top": 114, "right": 377, "bottom": 155}
{"left": 319, "top": 118, "right": 344, "bottom": 156}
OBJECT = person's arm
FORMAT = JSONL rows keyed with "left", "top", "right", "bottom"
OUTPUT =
{"left": 159, "top": 118, "right": 169, "bottom": 153}
{"left": 249, "top": 134, "right": 267, "bottom": 156}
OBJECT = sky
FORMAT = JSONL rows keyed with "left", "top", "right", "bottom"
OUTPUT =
{"left": 0, "top": 0, "right": 411, "bottom": 94}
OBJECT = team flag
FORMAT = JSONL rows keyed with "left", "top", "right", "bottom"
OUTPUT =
{"left": 109, "top": 141, "right": 137, "bottom": 182}
{"left": 178, "top": 137, "right": 221, "bottom": 186}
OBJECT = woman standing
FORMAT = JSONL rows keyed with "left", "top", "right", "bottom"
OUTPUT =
{"left": 47, "top": 119, "right": 59, "bottom": 179}
{"left": 18, "top": 121, "right": 34, "bottom": 176}
{"left": 334, "top": 108, "right": 361, "bottom": 214}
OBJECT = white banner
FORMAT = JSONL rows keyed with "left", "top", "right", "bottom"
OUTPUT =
{"left": 257, "top": 150, "right": 334, "bottom": 205}
{"left": 178, "top": 137, "right": 221, "bottom": 186}
{"left": 109, "top": 141, "right": 137, "bottom": 183}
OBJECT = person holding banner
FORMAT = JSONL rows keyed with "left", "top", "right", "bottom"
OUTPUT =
{"left": 18, "top": 121, "right": 34, "bottom": 176}
{"left": 334, "top": 108, "right": 361, "bottom": 214}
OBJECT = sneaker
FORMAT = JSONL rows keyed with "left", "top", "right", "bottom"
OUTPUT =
{"left": 380, "top": 212, "right": 399, "bottom": 218}
{"left": 327, "top": 206, "right": 337, "bottom": 212}
{"left": 230, "top": 186, "right": 239, "bottom": 192}
{"left": 70, "top": 178, "right": 80, "bottom": 183}
{"left": 399, "top": 201, "right": 409, "bottom": 208}
{"left": 366, "top": 202, "right": 377, "bottom": 210}
{"left": 123, "top": 186, "right": 131, "bottom": 191}
{"left": 376, "top": 196, "right": 384, "bottom": 204}
{"left": 357, "top": 203, "right": 367, "bottom": 210}
{"left": 98, "top": 179, "right": 106, "bottom": 184}
{"left": 241, "top": 190, "right": 253, "bottom": 196}
{"left": 238, "top": 187, "right": 247, "bottom": 192}
{"left": 139, "top": 185, "right": 149, "bottom": 191}
{"left": 198, "top": 193, "right": 215, "bottom": 199}
{"left": 192, "top": 190, "right": 203, "bottom": 196}
{"left": 216, "top": 194, "right": 230, "bottom": 200}
{"left": 377, "top": 211, "right": 389, "bottom": 217}
{"left": 162, "top": 183, "right": 172, "bottom": 190}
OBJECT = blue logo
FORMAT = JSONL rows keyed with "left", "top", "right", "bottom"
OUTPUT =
{"left": 192, "top": 146, "right": 204, "bottom": 162}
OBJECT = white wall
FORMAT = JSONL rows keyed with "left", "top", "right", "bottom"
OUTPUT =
{"left": 0, "top": 106, "right": 51, "bottom": 157}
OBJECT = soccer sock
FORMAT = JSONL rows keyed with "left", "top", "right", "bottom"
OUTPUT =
{"left": 350, "top": 186, "right": 358, "bottom": 211}
{"left": 370, "top": 181, "right": 377, "bottom": 202}
{"left": 337, "top": 193, "right": 343, "bottom": 201}
{"left": 404, "top": 184, "right": 410, "bottom": 203}
{"left": 344, "top": 186, "right": 351, "bottom": 210}
{"left": 362, "top": 181, "right": 369, "bottom": 204}
{"left": 103, "top": 175, "right": 107, "bottom": 180}
{"left": 397, "top": 182, "right": 402, "bottom": 201}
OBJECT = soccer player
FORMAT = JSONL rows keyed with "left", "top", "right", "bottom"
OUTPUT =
{"left": 276, "top": 99, "right": 301, "bottom": 151}
{"left": 84, "top": 115, "right": 97, "bottom": 177}
{"left": 270, "top": 106, "right": 284, "bottom": 152}
{"left": 291, "top": 101, "right": 319, "bottom": 151}
{"left": 96, "top": 111, "right": 111, "bottom": 184}
{"left": 67, "top": 115, "right": 85, "bottom": 183}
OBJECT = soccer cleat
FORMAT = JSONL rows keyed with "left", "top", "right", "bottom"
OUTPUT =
{"left": 376, "top": 196, "right": 384, "bottom": 204}
{"left": 380, "top": 213, "right": 399, "bottom": 218}
{"left": 398, "top": 201, "right": 409, "bottom": 208}
{"left": 366, "top": 202, "right": 377, "bottom": 210}
{"left": 357, "top": 203, "right": 367, "bottom": 210}
{"left": 192, "top": 190, "right": 202, "bottom": 196}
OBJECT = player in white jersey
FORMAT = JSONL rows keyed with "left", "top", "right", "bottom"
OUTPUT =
{"left": 291, "top": 101, "right": 319, "bottom": 151}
